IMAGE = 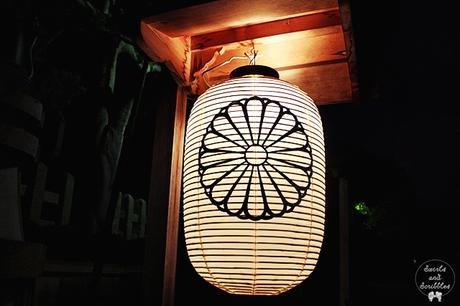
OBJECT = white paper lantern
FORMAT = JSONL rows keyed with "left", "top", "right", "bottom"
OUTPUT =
{"left": 182, "top": 65, "right": 325, "bottom": 295}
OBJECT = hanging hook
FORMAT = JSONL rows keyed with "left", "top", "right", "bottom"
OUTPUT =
{"left": 244, "top": 42, "right": 258, "bottom": 65}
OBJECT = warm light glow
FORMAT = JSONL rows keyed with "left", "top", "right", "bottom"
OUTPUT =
{"left": 183, "top": 74, "right": 326, "bottom": 295}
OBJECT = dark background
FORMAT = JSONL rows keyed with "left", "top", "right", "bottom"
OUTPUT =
{"left": 1, "top": 1, "right": 459, "bottom": 306}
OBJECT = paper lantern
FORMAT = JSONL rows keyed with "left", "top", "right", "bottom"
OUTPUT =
{"left": 182, "top": 65, "right": 325, "bottom": 295}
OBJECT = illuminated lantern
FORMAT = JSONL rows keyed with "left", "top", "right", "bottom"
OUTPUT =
{"left": 182, "top": 65, "right": 325, "bottom": 295}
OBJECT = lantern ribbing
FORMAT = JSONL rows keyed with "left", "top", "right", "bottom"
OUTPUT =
{"left": 183, "top": 74, "right": 325, "bottom": 295}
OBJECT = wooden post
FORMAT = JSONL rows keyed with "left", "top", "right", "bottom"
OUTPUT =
{"left": 339, "top": 0, "right": 359, "bottom": 102}
{"left": 142, "top": 85, "right": 187, "bottom": 306}
{"left": 339, "top": 178, "right": 350, "bottom": 306}
{"left": 161, "top": 86, "right": 187, "bottom": 306}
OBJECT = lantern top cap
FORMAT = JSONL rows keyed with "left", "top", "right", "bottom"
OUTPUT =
{"left": 230, "top": 65, "right": 279, "bottom": 79}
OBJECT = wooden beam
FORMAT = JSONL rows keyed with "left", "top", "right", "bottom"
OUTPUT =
{"left": 339, "top": 0, "right": 359, "bottom": 102}
{"left": 162, "top": 87, "right": 187, "bottom": 306}
{"left": 143, "top": 0, "right": 339, "bottom": 37}
{"left": 191, "top": 10, "right": 341, "bottom": 50}
{"left": 140, "top": 21, "right": 191, "bottom": 85}
{"left": 191, "top": 26, "right": 347, "bottom": 95}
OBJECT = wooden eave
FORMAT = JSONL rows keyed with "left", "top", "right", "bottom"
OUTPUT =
{"left": 139, "top": 0, "right": 358, "bottom": 105}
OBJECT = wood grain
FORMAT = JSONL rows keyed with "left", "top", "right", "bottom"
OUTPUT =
{"left": 192, "top": 26, "right": 347, "bottom": 97}
{"left": 140, "top": 21, "right": 191, "bottom": 85}
{"left": 161, "top": 87, "right": 187, "bottom": 306}
{"left": 141, "top": 83, "right": 188, "bottom": 306}
{"left": 339, "top": 0, "right": 359, "bottom": 101}
{"left": 144, "top": 0, "right": 338, "bottom": 37}
{"left": 142, "top": 74, "right": 177, "bottom": 306}
{"left": 191, "top": 10, "right": 341, "bottom": 50}
{"left": 279, "top": 62, "right": 352, "bottom": 104}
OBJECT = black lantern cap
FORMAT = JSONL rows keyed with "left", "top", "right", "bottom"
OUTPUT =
{"left": 230, "top": 65, "right": 279, "bottom": 79}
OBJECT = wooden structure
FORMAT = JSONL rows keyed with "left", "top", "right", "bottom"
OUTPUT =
{"left": 0, "top": 93, "right": 43, "bottom": 163}
{"left": 140, "top": 0, "right": 358, "bottom": 104}
{"left": 140, "top": 1, "right": 357, "bottom": 305}
{"left": 112, "top": 192, "right": 147, "bottom": 240}
{"left": 22, "top": 162, "right": 75, "bottom": 227}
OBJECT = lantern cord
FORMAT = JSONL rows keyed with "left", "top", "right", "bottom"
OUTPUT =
{"left": 244, "top": 49, "right": 258, "bottom": 65}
